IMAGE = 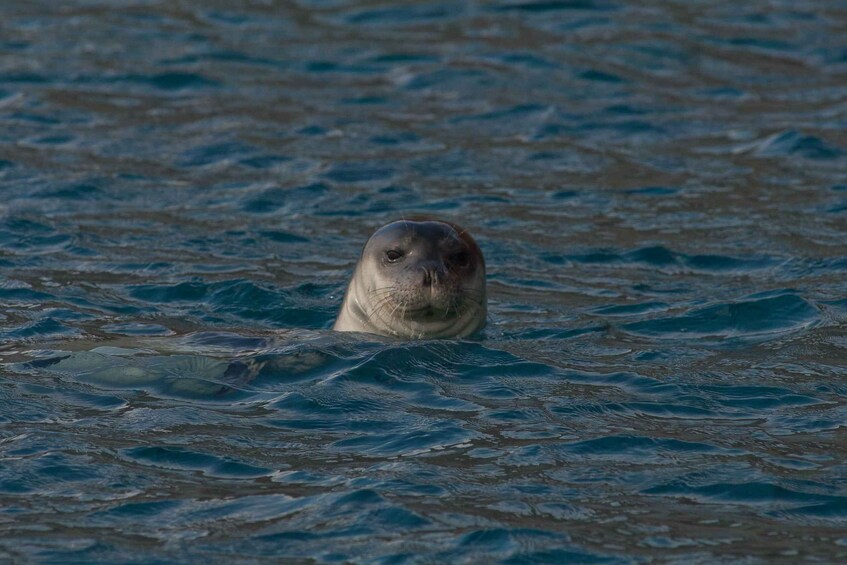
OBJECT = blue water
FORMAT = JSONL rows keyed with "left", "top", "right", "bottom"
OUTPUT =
{"left": 2, "top": 0, "right": 847, "bottom": 562}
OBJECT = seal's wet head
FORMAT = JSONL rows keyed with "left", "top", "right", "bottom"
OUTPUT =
{"left": 333, "top": 219, "right": 487, "bottom": 339}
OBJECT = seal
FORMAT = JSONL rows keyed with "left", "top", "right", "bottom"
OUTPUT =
{"left": 333, "top": 219, "right": 487, "bottom": 339}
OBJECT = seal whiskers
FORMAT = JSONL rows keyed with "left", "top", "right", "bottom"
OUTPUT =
{"left": 334, "top": 219, "right": 487, "bottom": 339}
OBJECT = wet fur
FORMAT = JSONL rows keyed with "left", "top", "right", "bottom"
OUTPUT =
{"left": 334, "top": 220, "right": 487, "bottom": 339}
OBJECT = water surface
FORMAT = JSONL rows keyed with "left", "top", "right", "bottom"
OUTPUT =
{"left": 2, "top": 0, "right": 847, "bottom": 562}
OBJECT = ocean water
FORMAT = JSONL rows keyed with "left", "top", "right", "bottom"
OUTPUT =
{"left": 2, "top": 0, "right": 847, "bottom": 562}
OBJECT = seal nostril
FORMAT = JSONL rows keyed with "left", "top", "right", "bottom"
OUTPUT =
{"left": 433, "top": 266, "right": 445, "bottom": 285}
{"left": 333, "top": 219, "right": 487, "bottom": 338}
{"left": 420, "top": 261, "right": 444, "bottom": 287}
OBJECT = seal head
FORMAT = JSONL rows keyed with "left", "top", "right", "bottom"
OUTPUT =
{"left": 333, "top": 219, "right": 487, "bottom": 339}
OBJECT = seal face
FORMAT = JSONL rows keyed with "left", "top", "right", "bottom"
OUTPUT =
{"left": 333, "top": 219, "right": 487, "bottom": 339}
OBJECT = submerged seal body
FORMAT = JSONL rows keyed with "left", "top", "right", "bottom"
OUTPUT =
{"left": 333, "top": 219, "right": 487, "bottom": 339}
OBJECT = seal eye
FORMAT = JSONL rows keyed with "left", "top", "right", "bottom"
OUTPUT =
{"left": 449, "top": 251, "right": 470, "bottom": 268}
{"left": 385, "top": 249, "right": 403, "bottom": 263}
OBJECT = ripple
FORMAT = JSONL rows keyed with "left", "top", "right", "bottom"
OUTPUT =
{"left": 3, "top": 0, "right": 847, "bottom": 561}
{"left": 241, "top": 182, "right": 329, "bottom": 214}
{"left": 341, "top": 3, "right": 462, "bottom": 26}
{"left": 491, "top": 0, "right": 618, "bottom": 12}
{"left": 101, "top": 322, "right": 174, "bottom": 336}
{"left": 1, "top": 317, "right": 79, "bottom": 341}
{"left": 561, "top": 245, "right": 778, "bottom": 272}
{"left": 31, "top": 183, "right": 103, "bottom": 201}
{"left": 330, "top": 420, "right": 477, "bottom": 457}
{"left": 122, "top": 446, "right": 271, "bottom": 478}
{"left": 748, "top": 130, "right": 844, "bottom": 160}
{"left": 322, "top": 162, "right": 395, "bottom": 184}
{"left": 117, "top": 72, "right": 221, "bottom": 91}
{"left": 622, "top": 292, "right": 820, "bottom": 340}
{"left": 178, "top": 141, "right": 257, "bottom": 168}
{"left": 645, "top": 480, "right": 840, "bottom": 511}
{"left": 700, "top": 384, "right": 823, "bottom": 411}
{"left": 563, "top": 435, "right": 726, "bottom": 457}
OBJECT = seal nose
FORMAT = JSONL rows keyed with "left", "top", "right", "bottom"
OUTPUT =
{"left": 420, "top": 261, "right": 445, "bottom": 287}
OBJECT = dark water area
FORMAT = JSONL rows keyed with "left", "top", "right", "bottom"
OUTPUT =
{"left": 2, "top": 0, "right": 847, "bottom": 562}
